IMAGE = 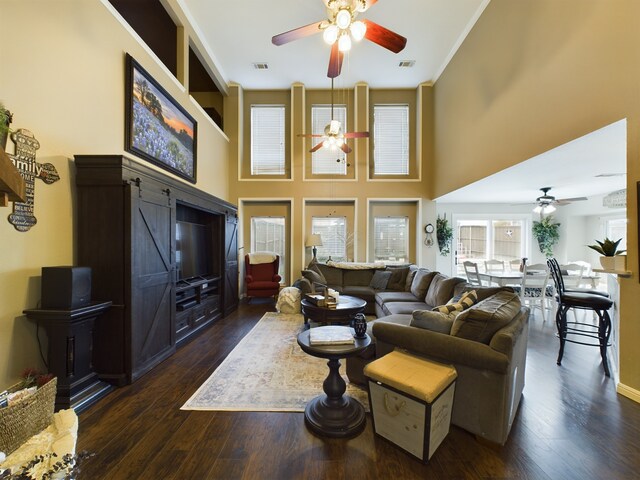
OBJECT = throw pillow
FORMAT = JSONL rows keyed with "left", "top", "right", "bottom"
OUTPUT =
{"left": 301, "top": 269, "right": 325, "bottom": 286}
{"left": 369, "top": 270, "right": 392, "bottom": 290}
{"left": 450, "top": 291, "right": 521, "bottom": 344}
{"left": 308, "top": 263, "right": 327, "bottom": 284}
{"left": 405, "top": 267, "right": 418, "bottom": 291}
{"left": 410, "top": 310, "right": 455, "bottom": 334}
{"left": 433, "top": 289, "right": 478, "bottom": 314}
{"left": 410, "top": 270, "right": 437, "bottom": 300}
{"left": 386, "top": 266, "right": 409, "bottom": 291}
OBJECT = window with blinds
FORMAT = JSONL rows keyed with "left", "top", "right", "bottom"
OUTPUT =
{"left": 311, "top": 216, "right": 347, "bottom": 262}
{"left": 374, "top": 217, "right": 409, "bottom": 263}
{"left": 373, "top": 104, "right": 409, "bottom": 175}
{"left": 311, "top": 105, "right": 347, "bottom": 175}
{"left": 251, "top": 216, "right": 286, "bottom": 280}
{"left": 251, "top": 105, "right": 285, "bottom": 175}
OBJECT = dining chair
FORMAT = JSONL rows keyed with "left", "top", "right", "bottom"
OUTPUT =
{"left": 559, "top": 263, "right": 584, "bottom": 289}
{"left": 518, "top": 264, "right": 552, "bottom": 321}
{"left": 463, "top": 261, "right": 484, "bottom": 286}
{"left": 509, "top": 259, "right": 522, "bottom": 272}
{"left": 485, "top": 259, "right": 505, "bottom": 273}
{"left": 547, "top": 258, "right": 614, "bottom": 376}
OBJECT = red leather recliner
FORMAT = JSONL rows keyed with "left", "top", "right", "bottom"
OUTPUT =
{"left": 245, "top": 253, "right": 281, "bottom": 299}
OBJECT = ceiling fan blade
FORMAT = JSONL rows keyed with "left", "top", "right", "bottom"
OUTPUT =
{"left": 557, "top": 196, "right": 588, "bottom": 205}
{"left": 309, "top": 142, "right": 324, "bottom": 153}
{"left": 297, "top": 133, "right": 325, "bottom": 138}
{"left": 272, "top": 21, "right": 324, "bottom": 46}
{"left": 327, "top": 42, "right": 344, "bottom": 78}
{"left": 343, "top": 131, "right": 370, "bottom": 138}
{"left": 362, "top": 19, "right": 407, "bottom": 53}
{"left": 340, "top": 143, "right": 353, "bottom": 154}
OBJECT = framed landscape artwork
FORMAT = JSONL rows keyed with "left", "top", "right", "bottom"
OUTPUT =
{"left": 125, "top": 54, "right": 197, "bottom": 183}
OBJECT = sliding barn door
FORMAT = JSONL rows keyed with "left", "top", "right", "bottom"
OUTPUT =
{"left": 224, "top": 211, "right": 239, "bottom": 315}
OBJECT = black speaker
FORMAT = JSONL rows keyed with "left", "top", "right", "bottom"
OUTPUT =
{"left": 41, "top": 266, "right": 92, "bottom": 310}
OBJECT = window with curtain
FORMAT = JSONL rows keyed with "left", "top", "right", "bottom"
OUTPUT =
{"left": 374, "top": 217, "right": 409, "bottom": 263}
{"left": 311, "top": 216, "right": 347, "bottom": 262}
{"left": 251, "top": 105, "right": 285, "bottom": 175}
{"left": 311, "top": 105, "right": 347, "bottom": 175}
{"left": 373, "top": 104, "right": 409, "bottom": 175}
{"left": 251, "top": 216, "right": 286, "bottom": 281}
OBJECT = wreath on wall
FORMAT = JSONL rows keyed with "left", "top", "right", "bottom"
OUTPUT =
{"left": 437, "top": 214, "right": 453, "bottom": 256}
{"left": 532, "top": 215, "right": 561, "bottom": 258}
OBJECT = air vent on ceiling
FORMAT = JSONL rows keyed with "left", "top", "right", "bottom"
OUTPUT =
{"left": 398, "top": 60, "right": 415, "bottom": 68}
{"left": 252, "top": 63, "right": 269, "bottom": 70}
{"left": 595, "top": 173, "right": 625, "bottom": 177}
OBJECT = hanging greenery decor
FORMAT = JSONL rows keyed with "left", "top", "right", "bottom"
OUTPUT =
{"left": 436, "top": 214, "right": 453, "bottom": 256}
{"left": 532, "top": 215, "right": 560, "bottom": 257}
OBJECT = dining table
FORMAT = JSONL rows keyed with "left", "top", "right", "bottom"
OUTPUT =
{"left": 477, "top": 271, "right": 601, "bottom": 288}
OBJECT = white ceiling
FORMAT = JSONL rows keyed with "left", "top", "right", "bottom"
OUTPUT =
{"left": 181, "top": 0, "right": 489, "bottom": 89}
{"left": 435, "top": 119, "right": 628, "bottom": 205}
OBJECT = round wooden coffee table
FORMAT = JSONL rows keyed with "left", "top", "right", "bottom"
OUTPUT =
{"left": 297, "top": 327, "right": 371, "bottom": 438}
{"left": 300, "top": 294, "right": 366, "bottom": 326}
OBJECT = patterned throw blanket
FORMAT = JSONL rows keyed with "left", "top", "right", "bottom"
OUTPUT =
{"left": 326, "top": 260, "right": 386, "bottom": 270}
{"left": 248, "top": 252, "right": 277, "bottom": 264}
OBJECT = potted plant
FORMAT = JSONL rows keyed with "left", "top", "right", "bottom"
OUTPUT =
{"left": 587, "top": 237, "right": 626, "bottom": 271}
{"left": 436, "top": 214, "right": 453, "bottom": 256}
{"left": 532, "top": 215, "right": 560, "bottom": 258}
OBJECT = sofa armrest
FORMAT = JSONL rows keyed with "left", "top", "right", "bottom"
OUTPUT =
{"left": 372, "top": 322, "right": 510, "bottom": 374}
{"left": 273, "top": 274, "right": 282, "bottom": 282}
{"left": 246, "top": 275, "right": 254, "bottom": 283}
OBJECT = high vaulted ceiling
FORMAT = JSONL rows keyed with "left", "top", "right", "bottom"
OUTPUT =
{"left": 180, "top": 0, "right": 489, "bottom": 89}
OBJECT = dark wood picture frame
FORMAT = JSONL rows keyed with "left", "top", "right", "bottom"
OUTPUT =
{"left": 125, "top": 53, "right": 197, "bottom": 183}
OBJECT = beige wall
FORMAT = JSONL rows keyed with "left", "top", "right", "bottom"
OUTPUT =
{"left": 0, "top": 1, "right": 230, "bottom": 388}
{"left": 433, "top": 0, "right": 640, "bottom": 397}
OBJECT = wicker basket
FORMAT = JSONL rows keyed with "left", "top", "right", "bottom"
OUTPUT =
{"left": 0, "top": 377, "right": 57, "bottom": 455}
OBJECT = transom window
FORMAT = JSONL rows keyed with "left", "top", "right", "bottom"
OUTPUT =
{"left": 374, "top": 217, "right": 408, "bottom": 264}
{"left": 251, "top": 216, "right": 286, "bottom": 281}
{"left": 311, "top": 216, "right": 347, "bottom": 262}
{"left": 251, "top": 105, "right": 285, "bottom": 175}
{"left": 373, "top": 104, "right": 409, "bottom": 175}
{"left": 311, "top": 105, "right": 347, "bottom": 175}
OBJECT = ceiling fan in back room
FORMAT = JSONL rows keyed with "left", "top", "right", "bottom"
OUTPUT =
{"left": 297, "top": 78, "right": 369, "bottom": 155}
{"left": 272, "top": 0, "right": 407, "bottom": 78}
{"left": 532, "top": 187, "right": 588, "bottom": 214}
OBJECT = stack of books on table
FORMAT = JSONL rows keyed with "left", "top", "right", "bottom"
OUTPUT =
{"left": 309, "top": 326, "right": 355, "bottom": 346}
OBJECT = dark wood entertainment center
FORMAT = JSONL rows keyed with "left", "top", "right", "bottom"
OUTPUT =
{"left": 74, "top": 155, "right": 238, "bottom": 385}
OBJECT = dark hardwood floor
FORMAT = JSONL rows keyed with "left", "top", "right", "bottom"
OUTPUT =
{"left": 77, "top": 302, "right": 640, "bottom": 479}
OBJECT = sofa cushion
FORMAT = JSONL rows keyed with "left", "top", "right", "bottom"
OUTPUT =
{"left": 383, "top": 301, "right": 430, "bottom": 316}
{"left": 375, "top": 291, "right": 418, "bottom": 307}
{"left": 410, "top": 310, "right": 455, "bottom": 334}
{"left": 341, "top": 269, "right": 374, "bottom": 287}
{"left": 386, "top": 266, "right": 409, "bottom": 291}
{"left": 454, "top": 283, "right": 515, "bottom": 302}
{"left": 450, "top": 291, "right": 522, "bottom": 344}
{"left": 405, "top": 266, "right": 419, "bottom": 291}
{"left": 425, "top": 274, "right": 467, "bottom": 307}
{"left": 433, "top": 289, "right": 478, "bottom": 314}
{"left": 341, "top": 286, "right": 376, "bottom": 303}
{"left": 369, "top": 270, "right": 392, "bottom": 290}
{"left": 315, "top": 264, "right": 343, "bottom": 286}
{"left": 410, "top": 270, "right": 437, "bottom": 300}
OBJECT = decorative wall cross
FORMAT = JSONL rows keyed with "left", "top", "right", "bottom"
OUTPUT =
{"left": 7, "top": 128, "right": 60, "bottom": 232}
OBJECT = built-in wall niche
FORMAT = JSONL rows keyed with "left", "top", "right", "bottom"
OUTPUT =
{"left": 189, "top": 47, "right": 223, "bottom": 129}
{"left": 108, "top": 0, "right": 177, "bottom": 76}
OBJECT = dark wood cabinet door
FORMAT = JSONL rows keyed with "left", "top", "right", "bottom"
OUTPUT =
{"left": 224, "top": 212, "right": 239, "bottom": 314}
{"left": 129, "top": 187, "right": 175, "bottom": 380}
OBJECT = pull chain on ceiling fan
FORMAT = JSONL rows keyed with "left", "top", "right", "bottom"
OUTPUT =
{"left": 297, "top": 78, "right": 369, "bottom": 155}
{"left": 272, "top": 0, "right": 407, "bottom": 79}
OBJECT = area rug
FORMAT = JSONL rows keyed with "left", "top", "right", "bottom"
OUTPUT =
{"left": 181, "top": 312, "right": 369, "bottom": 412}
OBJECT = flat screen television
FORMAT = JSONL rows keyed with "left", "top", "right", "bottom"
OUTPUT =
{"left": 176, "top": 221, "right": 211, "bottom": 281}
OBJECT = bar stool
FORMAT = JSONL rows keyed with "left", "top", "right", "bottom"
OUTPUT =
{"left": 547, "top": 258, "right": 614, "bottom": 376}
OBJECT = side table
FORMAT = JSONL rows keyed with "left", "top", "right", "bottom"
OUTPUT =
{"left": 297, "top": 327, "right": 370, "bottom": 438}
{"left": 23, "top": 301, "right": 113, "bottom": 413}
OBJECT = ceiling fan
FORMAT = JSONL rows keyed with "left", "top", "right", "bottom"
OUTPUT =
{"left": 533, "top": 187, "right": 588, "bottom": 213}
{"left": 297, "top": 79, "right": 369, "bottom": 155}
{"left": 272, "top": 0, "right": 407, "bottom": 79}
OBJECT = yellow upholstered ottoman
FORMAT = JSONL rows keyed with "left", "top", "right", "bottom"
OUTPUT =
{"left": 364, "top": 350, "right": 457, "bottom": 462}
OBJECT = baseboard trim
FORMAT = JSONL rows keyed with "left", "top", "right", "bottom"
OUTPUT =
{"left": 617, "top": 382, "right": 640, "bottom": 404}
